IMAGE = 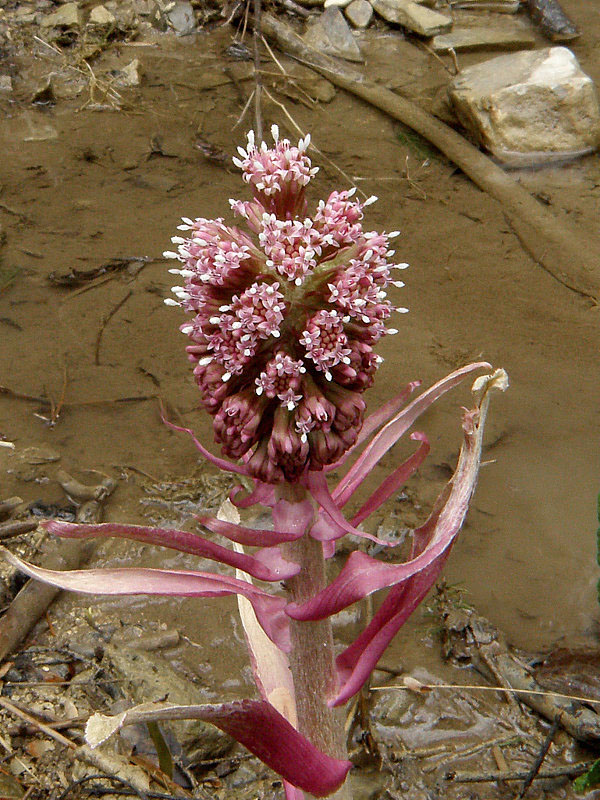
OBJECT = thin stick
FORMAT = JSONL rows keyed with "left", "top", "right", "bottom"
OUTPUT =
{"left": 447, "top": 761, "right": 593, "bottom": 784}
{"left": 234, "top": 88, "right": 256, "bottom": 129}
{"left": 0, "top": 696, "right": 77, "bottom": 750}
{"left": 261, "top": 87, "right": 366, "bottom": 197}
{"left": 0, "top": 520, "right": 37, "bottom": 540}
{"left": 95, "top": 289, "right": 133, "bottom": 366}
{"left": 252, "top": 0, "right": 263, "bottom": 139}
{"left": 516, "top": 720, "right": 558, "bottom": 799}
{"left": 371, "top": 681, "right": 600, "bottom": 707}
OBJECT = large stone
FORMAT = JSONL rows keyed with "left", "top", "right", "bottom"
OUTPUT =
{"left": 345, "top": 0, "right": 373, "bottom": 27}
{"left": 304, "top": 7, "right": 363, "bottom": 61}
{"left": 448, "top": 47, "right": 600, "bottom": 166}
{"left": 370, "top": 0, "right": 452, "bottom": 36}
{"left": 41, "top": 3, "right": 81, "bottom": 29}
{"left": 432, "top": 26, "right": 535, "bottom": 52}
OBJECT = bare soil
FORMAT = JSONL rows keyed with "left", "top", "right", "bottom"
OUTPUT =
{"left": 0, "top": 0, "right": 599, "bottom": 797}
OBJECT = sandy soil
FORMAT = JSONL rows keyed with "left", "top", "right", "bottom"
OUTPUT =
{"left": 0, "top": 0, "right": 599, "bottom": 795}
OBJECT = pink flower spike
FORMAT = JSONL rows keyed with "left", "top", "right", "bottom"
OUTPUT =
{"left": 288, "top": 369, "right": 508, "bottom": 626}
{"left": 350, "top": 431, "right": 430, "bottom": 527}
{"left": 86, "top": 699, "right": 351, "bottom": 797}
{"left": 2, "top": 548, "right": 291, "bottom": 651}
{"left": 44, "top": 520, "right": 299, "bottom": 582}
{"left": 333, "top": 362, "right": 491, "bottom": 507}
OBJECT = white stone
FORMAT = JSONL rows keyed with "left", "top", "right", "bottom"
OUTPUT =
{"left": 325, "top": 0, "right": 353, "bottom": 8}
{"left": 345, "top": 0, "right": 373, "bottom": 28}
{"left": 41, "top": 3, "right": 81, "bottom": 28}
{"left": 432, "top": 26, "right": 535, "bottom": 52}
{"left": 304, "top": 7, "right": 363, "bottom": 61}
{"left": 116, "top": 58, "right": 142, "bottom": 87}
{"left": 89, "top": 5, "right": 117, "bottom": 25}
{"left": 448, "top": 47, "right": 600, "bottom": 165}
{"left": 0, "top": 75, "right": 12, "bottom": 92}
{"left": 370, "top": 0, "right": 452, "bottom": 36}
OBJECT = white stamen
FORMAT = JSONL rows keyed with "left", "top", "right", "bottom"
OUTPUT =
{"left": 364, "top": 195, "right": 378, "bottom": 206}
{"left": 163, "top": 251, "right": 179, "bottom": 259}
{"left": 222, "top": 372, "right": 232, "bottom": 382}
{"left": 388, "top": 230, "right": 400, "bottom": 238}
{"left": 396, "top": 307, "right": 409, "bottom": 313}
{"left": 199, "top": 356, "right": 213, "bottom": 365}
{"left": 164, "top": 298, "right": 180, "bottom": 306}
{"left": 387, "top": 328, "right": 399, "bottom": 335}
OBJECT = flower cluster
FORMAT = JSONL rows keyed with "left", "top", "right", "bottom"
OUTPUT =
{"left": 164, "top": 126, "right": 408, "bottom": 482}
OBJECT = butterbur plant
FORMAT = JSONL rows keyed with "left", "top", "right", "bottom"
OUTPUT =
{"left": 2, "top": 127, "right": 507, "bottom": 799}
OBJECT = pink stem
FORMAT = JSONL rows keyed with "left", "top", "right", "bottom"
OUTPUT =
{"left": 277, "top": 486, "right": 350, "bottom": 800}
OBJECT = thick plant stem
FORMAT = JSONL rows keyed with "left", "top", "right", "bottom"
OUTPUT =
{"left": 282, "top": 526, "right": 350, "bottom": 800}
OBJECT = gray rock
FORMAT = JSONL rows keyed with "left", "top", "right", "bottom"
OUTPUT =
{"left": 166, "top": 1, "right": 196, "bottom": 35}
{"left": 40, "top": 2, "right": 81, "bottom": 29}
{"left": 449, "top": 47, "right": 600, "bottom": 166}
{"left": 105, "top": 644, "right": 234, "bottom": 764}
{"left": 304, "top": 7, "right": 363, "bottom": 61}
{"left": 432, "top": 26, "right": 535, "bottom": 52}
{"left": 345, "top": 0, "right": 373, "bottom": 28}
{"left": 370, "top": 0, "right": 452, "bottom": 36}
{"left": 115, "top": 58, "right": 143, "bottom": 87}
{"left": 0, "top": 76, "right": 12, "bottom": 93}
{"left": 89, "top": 5, "right": 116, "bottom": 24}
{"left": 89, "top": 5, "right": 117, "bottom": 27}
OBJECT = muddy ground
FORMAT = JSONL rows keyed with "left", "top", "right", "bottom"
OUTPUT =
{"left": 0, "top": 0, "right": 599, "bottom": 797}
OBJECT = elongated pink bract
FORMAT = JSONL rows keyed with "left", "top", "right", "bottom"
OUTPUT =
{"left": 1, "top": 548, "right": 290, "bottom": 651}
{"left": 44, "top": 520, "right": 299, "bottom": 582}
{"left": 86, "top": 699, "right": 352, "bottom": 797}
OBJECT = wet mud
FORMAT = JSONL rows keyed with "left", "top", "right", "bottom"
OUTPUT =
{"left": 0, "top": 0, "right": 599, "bottom": 796}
